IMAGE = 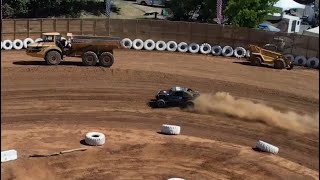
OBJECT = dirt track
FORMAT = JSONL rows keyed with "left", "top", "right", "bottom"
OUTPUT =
{"left": 1, "top": 50, "right": 319, "bottom": 180}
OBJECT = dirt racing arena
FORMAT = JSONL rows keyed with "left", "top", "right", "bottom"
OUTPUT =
{"left": 1, "top": 38, "right": 319, "bottom": 179}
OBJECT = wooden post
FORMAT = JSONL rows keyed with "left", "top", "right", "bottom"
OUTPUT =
{"left": 13, "top": 19, "right": 16, "bottom": 39}
{"left": 40, "top": 19, "right": 43, "bottom": 37}
{"left": 27, "top": 19, "right": 30, "bottom": 38}
{"left": 67, "top": 19, "right": 70, "bottom": 34}
{"left": 93, "top": 19, "right": 96, "bottom": 36}
{"left": 80, "top": 19, "right": 83, "bottom": 35}
{"left": 53, "top": 19, "right": 57, "bottom": 32}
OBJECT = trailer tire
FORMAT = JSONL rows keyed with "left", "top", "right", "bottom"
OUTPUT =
{"left": 177, "top": 42, "right": 188, "bottom": 53}
{"left": 12, "top": 39, "right": 24, "bottom": 50}
{"left": 132, "top": 39, "right": 144, "bottom": 50}
{"left": 211, "top": 45, "right": 222, "bottom": 56}
{"left": 306, "top": 57, "right": 319, "bottom": 68}
{"left": 294, "top": 56, "right": 307, "bottom": 66}
{"left": 222, "top": 46, "right": 234, "bottom": 57}
{"left": 99, "top": 52, "right": 114, "bottom": 67}
{"left": 82, "top": 51, "right": 98, "bottom": 66}
{"left": 121, "top": 38, "right": 133, "bottom": 49}
{"left": 166, "top": 41, "right": 178, "bottom": 52}
{"left": 234, "top": 47, "right": 246, "bottom": 58}
{"left": 188, "top": 43, "right": 200, "bottom": 53}
{"left": 3, "top": 40, "right": 13, "bottom": 50}
{"left": 23, "top": 38, "right": 34, "bottom": 49}
{"left": 155, "top": 40, "right": 167, "bottom": 51}
{"left": 45, "top": 50, "right": 62, "bottom": 65}
{"left": 200, "top": 43, "right": 212, "bottom": 54}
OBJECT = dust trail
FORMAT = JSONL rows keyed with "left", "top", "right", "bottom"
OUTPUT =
{"left": 192, "top": 92, "right": 319, "bottom": 133}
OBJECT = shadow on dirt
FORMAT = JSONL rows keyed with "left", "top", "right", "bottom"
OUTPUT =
{"left": 156, "top": 132, "right": 178, "bottom": 136}
{"left": 233, "top": 61, "right": 274, "bottom": 69}
{"left": 13, "top": 60, "right": 84, "bottom": 66}
{"left": 80, "top": 139, "right": 90, "bottom": 146}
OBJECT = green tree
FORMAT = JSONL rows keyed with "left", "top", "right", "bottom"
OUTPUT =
{"left": 224, "top": 0, "right": 279, "bottom": 28}
{"left": 2, "top": 0, "right": 28, "bottom": 18}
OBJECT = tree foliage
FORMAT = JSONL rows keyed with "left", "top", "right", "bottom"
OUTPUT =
{"left": 224, "top": 0, "right": 279, "bottom": 28}
{"left": 165, "top": 0, "right": 216, "bottom": 23}
{"left": 1, "top": 0, "right": 119, "bottom": 19}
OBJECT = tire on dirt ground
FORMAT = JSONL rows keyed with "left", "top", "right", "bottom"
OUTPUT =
{"left": 256, "top": 140, "right": 279, "bottom": 154}
{"left": 250, "top": 55, "right": 262, "bottom": 66}
{"left": 211, "top": 45, "right": 222, "bottom": 56}
{"left": 177, "top": 42, "right": 188, "bottom": 53}
{"left": 132, "top": 39, "right": 144, "bottom": 50}
{"left": 222, "top": 46, "right": 234, "bottom": 57}
{"left": 156, "top": 99, "right": 166, "bottom": 108}
{"left": 23, "top": 38, "right": 34, "bottom": 49}
{"left": 3, "top": 40, "right": 13, "bottom": 50}
{"left": 294, "top": 56, "right": 307, "bottom": 66}
{"left": 155, "top": 40, "right": 167, "bottom": 51}
{"left": 45, "top": 50, "right": 62, "bottom": 65}
{"left": 143, "top": 39, "right": 156, "bottom": 50}
{"left": 161, "top": 124, "right": 181, "bottom": 135}
{"left": 274, "top": 59, "right": 285, "bottom": 69}
{"left": 188, "top": 43, "right": 200, "bottom": 53}
{"left": 82, "top": 51, "right": 98, "bottom": 66}
{"left": 12, "top": 39, "right": 24, "bottom": 50}
{"left": 85, "top": 132, "right": 105, "bottom": 146}
{"left": 166, "top": 41, "right": 178, "bottom": 52}
{"left": 234, "top": 47, "right": 246, "bottom": 58}
{"left": 200, "top": 43, "right": 212, "bottom": 54}
{"left": 99, "top": 52, "right": 114, "bottom": 67}
{"left": 306, "top": 57, "right": 319, "bottom": 69}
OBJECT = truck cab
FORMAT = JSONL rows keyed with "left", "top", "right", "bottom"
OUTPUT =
{"left": 26, "top": 32, "right": 66, "bottom": 59}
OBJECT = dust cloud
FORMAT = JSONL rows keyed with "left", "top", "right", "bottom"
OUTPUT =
{"left": 192, "top": 92, "right": 319, "bottom": 133}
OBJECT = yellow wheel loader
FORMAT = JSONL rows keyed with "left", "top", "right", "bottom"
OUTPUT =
{"left": 247, "top": 44, "right": 294, "bottom": 70}
{"left": 26, "top": 32, "right": 121, "bottom": 67}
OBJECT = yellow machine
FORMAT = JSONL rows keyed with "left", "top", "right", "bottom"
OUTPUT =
{"left": 247, "top": 44, "right": 294, "bottom": 70}
{"left": 26, "top": 32, "right": 121, "bottom": 67}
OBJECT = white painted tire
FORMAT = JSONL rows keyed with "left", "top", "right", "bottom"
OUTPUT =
{"left": 23, "top": 38, "right": 34, "bottom": 49}
{"left": 222, "top": 46, "right": 234, "bottom": 57}
{"left": 143, "top": 39, "right": 156, "bottom": 51}
{"left": 132, "top": 39, "right": 144, "bottom": 50}
{"left": 256, "top": 140, "right": 279, "bottom": 154}
{"left": 306, "top": 57, "right": 319, "bottom": 68}
{"left": 177, "top": 42, "right": 188, "bottom": 53}
{"left": 246, "top": 50, "right": 251, "bottom": 58}
{"left": 188, "top": 43, "right": 200, "bottom": 53}
{"left": 212, "top": 45, "right": 222, "bottom": 56}
{"left": 155, "top": 40, "right": 167, "bottom": 51}
{"left": 1, "top": 149, "right": 18, "bottom": 163}
{"left": 294, "top": 56, "right": 307, "bottom": 66}
{"left": 168, "top": 178, "right": 185, "bottom": 180}
{"left": 234, "top": 47, "right": 246, "bottom": 58}
{"left": 161, "top": 124, "right": 181, "bottom": 135}
{"left": 1, "top": 41, "right": 2, "bottom": 49}
{"left": 284, "top": 54, "right": 295, "bottom": 63}
{"left": 12, "top": 39, "right": 24, "bottom": 50}
{"left": 200, "top": 43, "right": 212, "bottom": 54}
{"left": 121, "top": 38, "right": 133, "bottom": 49}
{"left": 166, "top": 41, "right": 178, "bottom": 52}
{"left": 3, "top": 40, "right": 13, "bottom": 50}
{"left": 85, "top": 132, "right": 105, "bottom": 146}
{"left": 35, "top": 38, "right": 43, "bottom": 43}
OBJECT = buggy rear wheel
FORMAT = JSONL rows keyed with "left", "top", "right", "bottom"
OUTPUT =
{"left": 274, "top": 59, "right": 285, "bottom": 69}
{"left": 251, "top": 56, "right": 262, "bottom": 66}
{"left": 82, "top": 51, "right": 98, "bottom": 66}
{"left": 156, "top": 99, "right": 166, "bottom": 108}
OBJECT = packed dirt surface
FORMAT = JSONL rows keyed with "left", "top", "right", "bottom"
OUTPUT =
{"left": 1, "top": 50, "right": 319, "bottom": 180}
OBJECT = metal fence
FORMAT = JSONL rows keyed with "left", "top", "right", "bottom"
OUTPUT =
{"left": 1, "top": 18, "right": 319, "bottom": 57}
